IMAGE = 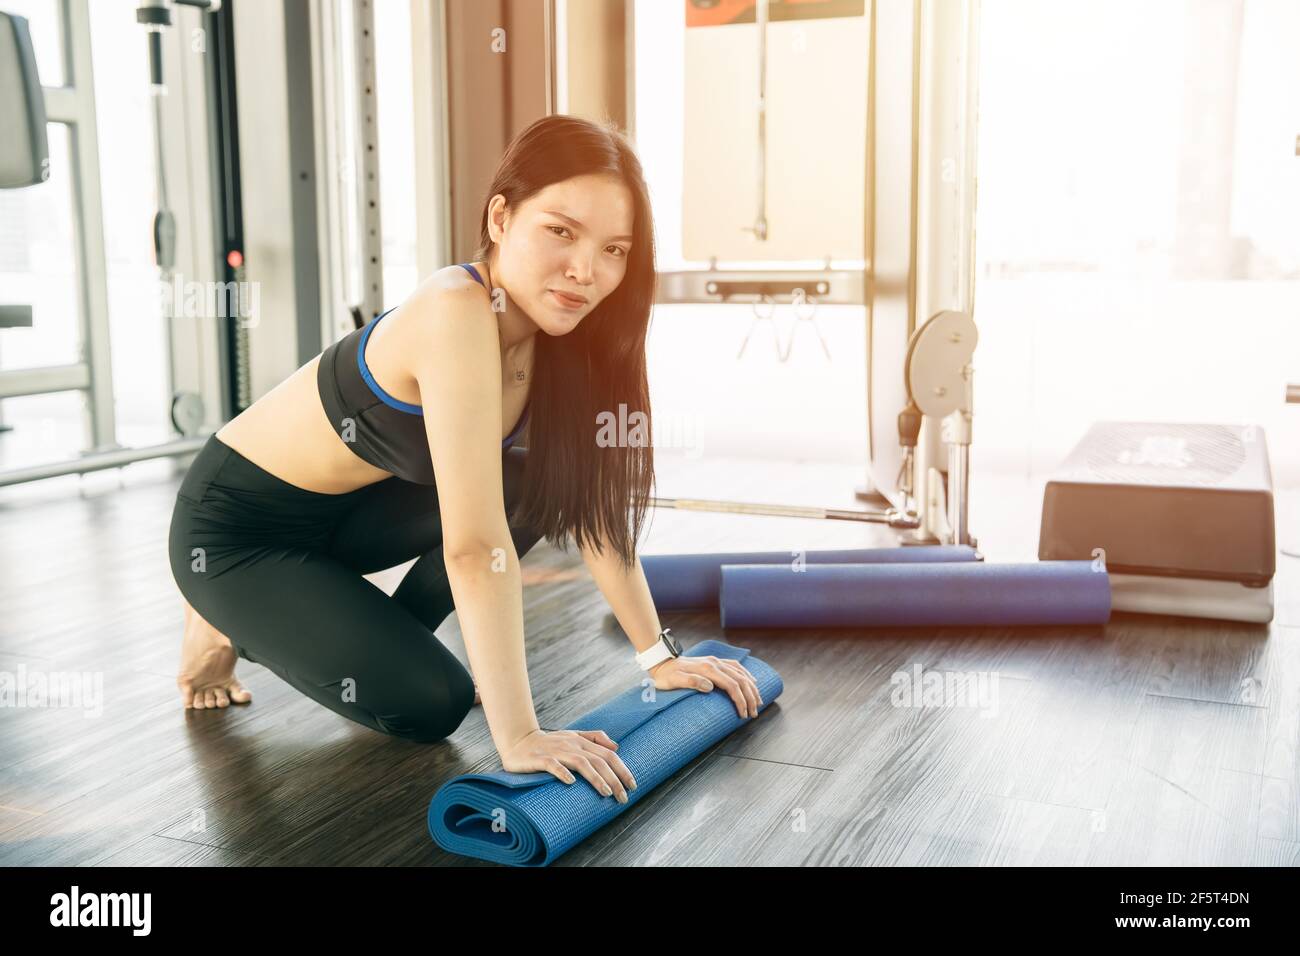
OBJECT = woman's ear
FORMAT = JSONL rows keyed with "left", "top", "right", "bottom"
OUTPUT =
{"left": 487, "top": 194, "right": 509, "bottom": 242}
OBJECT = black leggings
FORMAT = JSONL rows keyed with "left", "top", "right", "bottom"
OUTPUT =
{"left": 167, "top": 434, "right": 542, "bottom": 743}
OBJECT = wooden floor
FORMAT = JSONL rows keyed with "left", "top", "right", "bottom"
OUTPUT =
{"left": 1, "top": 449, "right": 1297, "bottom": 866}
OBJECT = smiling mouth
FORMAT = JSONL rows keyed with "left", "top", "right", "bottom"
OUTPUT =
{"left": 551, "top": 290, "right": 587, "bottom": 307}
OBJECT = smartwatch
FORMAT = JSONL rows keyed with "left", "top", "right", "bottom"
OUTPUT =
{"left": 635, "top": 627, "right": 682, "bottom": 672}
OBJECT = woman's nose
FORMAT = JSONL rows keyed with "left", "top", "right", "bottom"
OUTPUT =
{"left": 567, "top": 253, "right": 596, "bottom": 284}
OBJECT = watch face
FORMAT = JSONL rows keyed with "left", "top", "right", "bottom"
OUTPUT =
{"left": 664, "top": 631, "right": 682, "bottom": 655}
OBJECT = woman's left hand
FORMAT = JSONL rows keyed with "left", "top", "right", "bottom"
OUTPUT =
{"left": 649, "top": 655, "right": 762, "bottom": 719}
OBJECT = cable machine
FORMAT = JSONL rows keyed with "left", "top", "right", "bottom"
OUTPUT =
{"left": 647, "top": 0, "right": 982, "bottom": 547}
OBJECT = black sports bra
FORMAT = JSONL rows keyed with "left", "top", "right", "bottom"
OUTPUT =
{"left": 316, "top": 263, "right": 530, "bottom": 484}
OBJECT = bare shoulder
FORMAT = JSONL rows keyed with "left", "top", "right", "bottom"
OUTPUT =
{"left": 399, "top": 266, "right": 491, "bottom": 327}
{"left": 416, "top": 261, "right": 491, "bottom": 303}
{"left": 389, "top": 266, "right": 499, "bottom": 376}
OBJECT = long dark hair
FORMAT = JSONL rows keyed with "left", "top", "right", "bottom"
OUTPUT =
{"left": 472, "top": 115, "right": 656, "bottom": 571}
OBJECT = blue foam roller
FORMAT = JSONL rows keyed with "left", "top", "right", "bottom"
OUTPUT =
{"left": 428, "top": 639, "right": 783, "bottom": 866}
{"left": 641, "top": 545, "right": 982, "bottom": 610}
{"left": 719, "top": 561, "right": 1111, "bottom": 628}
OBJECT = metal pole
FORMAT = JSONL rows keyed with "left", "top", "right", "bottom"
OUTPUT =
{"left": 0, "top": 436, "right": 209, "bottom": 488}
{"left": 947, "top": 441, "right": 969, "bottom": 545}
{"left": 647, "top": 495, "right": 921, "bottom": 529}
{"left": 746, "top": 0, "right": 768, "bottom": 241}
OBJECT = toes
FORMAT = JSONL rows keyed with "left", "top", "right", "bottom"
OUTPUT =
{"left": 183, "top": 678, "right": 251, "bottom": 710}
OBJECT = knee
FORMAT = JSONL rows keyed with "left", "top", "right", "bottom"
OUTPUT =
{"left": 383, "top": 665, "right": 475, "bottom": 744}
{"left": 392, "top": 705, "right": 471, "bottom": 744}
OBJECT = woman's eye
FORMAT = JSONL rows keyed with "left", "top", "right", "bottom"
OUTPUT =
{"left": 548, "top": 224, "right": 625, "bottom": 258}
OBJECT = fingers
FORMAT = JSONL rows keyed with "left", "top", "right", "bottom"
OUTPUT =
{"left": 579, "top": 751, "right": 629, "bottom": 803}
{"left": 719, "top": 660, "right": 762, "bottom": 716}
{"left": 709, "top": 666, "right": 747, "bottom": 718}
{"left": 545, "top": 757, "right": 576, "bottom": 785}
{"left": 575, "top": 729, "right": 618, "bottom": 751}
{"left": 579, "top": 738, "right": 637, "bottom": 796}
{"left": 557, "top": 754, "right": 613, "bottom": 800}
{"left": 683, "top": 661, "right": 715, "bottom": 692}
{"left": 706, "top": 661, "right": 759, "bottom": 719}
{"left": 663, "top": 656, "right": 762, "bottom": 718}
{"left": 552, "top": 733, "right": 637, "bottom": 801}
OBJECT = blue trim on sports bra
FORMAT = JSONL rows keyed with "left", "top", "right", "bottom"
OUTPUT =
{"left": 355, "top": 276, "right": 531, "bottom": 443}
{"left": 357, "top": 308, "right": 422, "bottom": 414}
{"left": 357, "top": 259, "right": 485, "bottom": 413}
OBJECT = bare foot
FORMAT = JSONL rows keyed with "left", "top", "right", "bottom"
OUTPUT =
{"left": 178, "top": 601, "right": 253, "bottom": 710}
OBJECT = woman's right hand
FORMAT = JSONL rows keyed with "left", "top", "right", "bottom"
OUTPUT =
{"left": 500, "top": 728, "right": 638, "bottom": 803}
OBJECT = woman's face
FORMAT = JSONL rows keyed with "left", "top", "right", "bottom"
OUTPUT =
{"left": 488, "top": 174, "right": 635, "bottom": 334}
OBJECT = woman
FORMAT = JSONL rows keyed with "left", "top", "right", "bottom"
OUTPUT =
{"left": 168, "top": 115, "right": 761, "bottom": 801}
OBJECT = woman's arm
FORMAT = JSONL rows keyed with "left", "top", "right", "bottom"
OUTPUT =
{"left": 579, "top": 535, "right": 762, "bottom": 719}
{"left": 404, "top": 281, "right": 542, "bottom": 756}
{"left": 577, "top": 536, "right": 663, "bottom": 660}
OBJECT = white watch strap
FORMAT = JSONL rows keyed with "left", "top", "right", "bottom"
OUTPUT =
{"left": 636, "top": 639, "right": 674, "bottom": 671}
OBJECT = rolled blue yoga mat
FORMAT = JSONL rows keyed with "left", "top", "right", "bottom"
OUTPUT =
{"left": 641, "top": 545, "right": 982, "bottom": 610}
{"left": 428, "top": 639, "right": 783, "bottom": 866}
{"left": 719, "top": 560, "right": 1111, "bottom": 629}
